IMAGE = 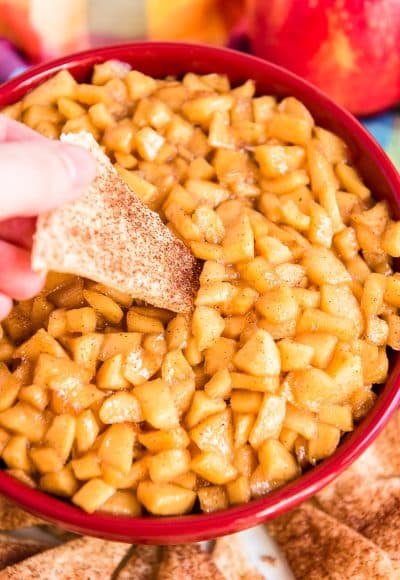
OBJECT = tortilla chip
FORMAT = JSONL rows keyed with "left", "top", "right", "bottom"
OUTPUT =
{"left": 212, "top": 536, "right": 264, "bottom": 580}
{"left": 116, "top": 545, "right": 160, "bottom": 579}
{"left": 0, "top": 497, "right": 43, "bottom": 531}
{"left": 32, "top": 132, "right": 200, "bottom": 313}
{"left": 363, "top": 410, "right": 400, "bottom": 479}
{"left": 0, "top": 536, "right": 129, "bottom": 579}
{"left": 267, "top": 502, "right": 396, "bottom": 579}
{"left": 316, "top": 410, "right": 400, "bottom": 499}
{"left": 316, "top": 477, "right": 400, "bottom": 565}
{"left": 158, "top": 545, "right": 224, "bottom": 580}
{"left": 0, "top": 535, "right": 50, "bottom": 570}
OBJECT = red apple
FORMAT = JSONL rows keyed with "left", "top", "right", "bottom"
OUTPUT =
{"left": 248, "top": 0, "right": 400, "bottom": 115}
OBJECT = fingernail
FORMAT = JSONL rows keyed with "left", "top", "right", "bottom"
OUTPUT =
{"left": 0, "top": 294, "right": 12, "bottom": 320}
{"left": 58, "top": 144, "right": 96, "bottom": 188}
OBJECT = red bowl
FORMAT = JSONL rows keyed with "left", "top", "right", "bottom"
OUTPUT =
{"left": 0, "top": 42, "right": 399, "bottom": 544}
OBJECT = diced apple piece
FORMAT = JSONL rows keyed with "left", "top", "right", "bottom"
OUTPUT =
{"left": 320, "top": 284, "right": 363, "bottom": 336}
{"left": 191, "top": 451, "right": 237, "bottom": 484}
{"left": 319, "top": 404, "right": 353, "bottom": 431}
{"left": 204, "top": 338, "right": 236, "bottom": 375}
{"left": 230, "top": 372, "right": 278, "bottom": 393}
{"left": 134, "top": 379, "right": 179, "bottom": 430}
{"left": 287, "top": 368, "right": 337, "bottom": 412}
{"left": 33, "top": 353, "right": 92, "bottom": 390}
{"left": 75, "top": 410, "right": 99, "bottom": 455}
{"left": 83, "top": 290, "right": 123, "bottom": 324}
{"left": 326, "top": 351, "right": 363, "bottom": 403}
{"left": 256, "top": 287, "right": 299, "bottom": 324}
{"left": 99, "top": 490, "right": 142, "bottom": 516}
{"left": 198, "top": 485, "right": 229, "bottom": 512}
{"left": 71, "top": 453, "right": 102, "bottom": 480}
{"left": 307, "top": 423, "right": 341, "bottom": 463}
{"left": 14, "top": 329, "right": 67, "bottom": 361}
{"left": 249, "top": 394, "right": 286, "bottom": 448}
{"left": 233, "top": 414, "right": 255, "bottom": 448}
{"left": 97, "top": 353, "right": 129, "bottom": 390}
{"left": 98, "top": 423, "right": 136, "bottom": 474}
{"left": 302, "top": 247, "right": 351, "bottom": 285}
{"left": 0, "top": 402, "right": 46, "bottom": 443}
{"left": 123, "top": 348, "right": 161, "bottom": 386}
{"left": 185, "top": 391, "right": 226, "bottom": 429}
{"left": 40, "top": 465, "right": 79, "bottom": 497}
{"left": 99, "top": 391, "right": 143, "bottom": 424}
{"left": 226, "top": 476, "right": 251, "bottom": 505}
{"left": 258, "top": 439, "right": 299, "bottom": 481}
{"left": 98, "top": 332, "right": 142, "bottom": 361}
{"left": 192, "top": 306, "right": 225, "bottom": 351}
{"left": 297, "top": 309, "right": 357, "bottom": 342}
{"left": 222, "top": 214, "right": 254, "bottom": 263}
{"left": 190, "top": 409, "right": 233, "bottom": 458}
{"left": 278, "top": 339, "right": 314, "bottom": 371}
{"left": 138, "top": 427, "right": 189, "bottom": 452}
{"left": 295, "top": 333, "right": 337, "bottom": 369}
{"left": 148, "top": 449, "right": 191, "bottom": 483}
{"left": 30, "top": 447, "right": 63, "bottom": 474}
{"left": 72, "top": 478, "right": 115, "bottom": 513}
{"left": 234, "top": 329, "right": 280, "bottom": 376}
{"left": 0, "top": 364, "right": 20, "bottom": 412}
{"left": 137, "top": 481, "right": 196, "bottom": 516}
{"left": 67, "top": 334, "right": 103, "bottom": 371}
{"left": 65, "top": 307, "right": 96, "bottom": 334}
{"left": 45, "top": 414, "right": 76, "bottom": 462}
{"left": 204, "top": 368, "right": 232, "bottom": 399}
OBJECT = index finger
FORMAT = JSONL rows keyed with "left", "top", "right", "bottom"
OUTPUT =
{"left": 0, "top": 115, "right": 47, "bottom": 142}
{"left": 0, "top": 140, "right": 96, "bottom": 220}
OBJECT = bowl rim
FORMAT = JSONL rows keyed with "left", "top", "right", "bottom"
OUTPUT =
{"left": 0, "top": 41, "right": 400, "bottom": 543}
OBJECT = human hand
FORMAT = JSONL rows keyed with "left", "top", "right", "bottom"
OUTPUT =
{"left": 0, "top": 116, "right": 96, "bottom": 319}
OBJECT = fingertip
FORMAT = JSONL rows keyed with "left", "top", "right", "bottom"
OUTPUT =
{"left": 0, "top": 115, "right": 47, "bottom": 142}
{"left": 57, "top": 143, "right": 97, "bottom": 189}
{"left": 12, "top": 271, "right": 45, "bottom": 301}
{"left": 0, "top": 141, "right": 96, "bottom": 219}
{"left": 0, "top": 240, "right": 45, "bottom": 300}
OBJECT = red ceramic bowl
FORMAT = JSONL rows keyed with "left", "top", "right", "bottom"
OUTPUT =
{"left": 0, "top": 42, "right": 399, "bottom": 544}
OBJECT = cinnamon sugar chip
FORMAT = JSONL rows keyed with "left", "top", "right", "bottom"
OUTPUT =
{"left": 158, "top": 545, "right": 224, "bottom": 580}
{"left": 313, "top": 410, "right": 400, "bottom": 569}
{"left": 0, "top": 535, "right": 50, "bottom": 570}
{"left": 32, "top": 132, "right": 200, "bottom": 313}
{"left": 0, "top": 497, "right": 43, "bottom": 531}
{"left": 212, "top": 536, "right": 264, "bottom": 580}
{"left": 267, "top": 502, "right": 397, "bottom": 580}
{"left": 360, "top": 409, "right": 400, "bottom": 479}
{"left": 316, "top": 478, "right": 400, "bottom": 565}
{"left": 116, "top": 545, "right": 160, "bottom": 579}
{"left": 0, "top": 536, "right": 129, "bottom": 579}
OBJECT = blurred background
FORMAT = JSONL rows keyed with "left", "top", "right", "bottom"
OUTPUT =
{"left": 0, "top": 0, "right": 398, "bottom": 165}
{"left": 0, "top": 0, "right": 245, "bottom": 65}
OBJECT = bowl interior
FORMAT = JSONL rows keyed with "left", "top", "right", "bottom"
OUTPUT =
{"left": 0, "top": 42, "right": 399, "bottom": 544}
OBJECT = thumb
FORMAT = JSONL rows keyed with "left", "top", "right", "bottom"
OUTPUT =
{"left": 0, "top": 140, "right": 96, "bottom": 220}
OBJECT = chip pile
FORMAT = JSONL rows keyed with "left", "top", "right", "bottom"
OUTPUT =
{"left": 0, "top": 498, "right": 262, "bottom": 579}
{"left": 0, "top": 410, "right": 398, "bottom": 578}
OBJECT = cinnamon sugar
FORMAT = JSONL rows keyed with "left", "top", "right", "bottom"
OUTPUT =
{"left": 267, "top": 503, "right": 397, "bottom": 579}
{"left": 158, "top": 545, "right": 224, "bottom": 580}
